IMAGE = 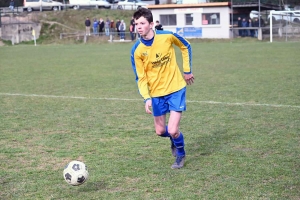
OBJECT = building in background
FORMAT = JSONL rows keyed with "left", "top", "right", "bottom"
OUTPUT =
{"left": 147, "top": 2, "right": 231, "bottom": 39}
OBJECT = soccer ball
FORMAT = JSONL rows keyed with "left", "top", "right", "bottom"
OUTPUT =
{"left": 63, "top": 160, "right": 89, "bottom": 186}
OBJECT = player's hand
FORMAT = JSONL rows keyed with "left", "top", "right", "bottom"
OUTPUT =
{"left": 184, "top": 73, "right": 194, "bottom": 85}
{"left": 145, "top": 99, "right": 152, "bottom": 114}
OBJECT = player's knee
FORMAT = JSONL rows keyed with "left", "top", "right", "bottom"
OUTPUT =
{"left": 168, "top": 128, "right": 180, "bottom": 138}
{"left": 155, "top": 127, "right": 165, "bottom": 136}
{"left": 155, "top": 131, "right": 165, "bottom": 136}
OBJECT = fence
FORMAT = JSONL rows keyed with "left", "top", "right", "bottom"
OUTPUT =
{"left": 0, "top": 6, "right": 23, "bottom": 15}
{"left": 231, "top": 25, "right": 300, "bottom": 41}
{"left": 231, "top": 27, "right": 263, "bottom": 39}
{"left": 61, "top": 4, "right": 143, "bottom": 11}
{"left": 60, "top": 31, "right": 138, "bottom": 43}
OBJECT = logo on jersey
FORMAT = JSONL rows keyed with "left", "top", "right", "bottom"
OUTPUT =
{"left": 142, "top": 51, "right": 148, "bottom": 56}
{"left": 155, "top": 53, "right": 162, "bottom": 59}
{"left": 151, "top": 52, "right": 170, "bottom": 68}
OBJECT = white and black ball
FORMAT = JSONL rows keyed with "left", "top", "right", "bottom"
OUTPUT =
{"left": 63, "top": 160, "right": 89, "bottom": 186}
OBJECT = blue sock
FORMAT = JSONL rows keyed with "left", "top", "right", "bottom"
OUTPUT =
{"left": 159, "top": 126, "right": 174, "bottom": 145}
{"left": 159, "top": 126, "right": 171, "bottom": 138}
{"left": 172, "top": 132, "right": 185, "bottom": 156}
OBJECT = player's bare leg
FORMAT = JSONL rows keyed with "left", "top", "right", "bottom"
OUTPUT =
{"left": 154, "top": 115, "right": 176, "bottom": 157}
{"left": 168, "top": 111, "right": 186, "bottom": 169}
{"left": 154, "top": 111, "right": 186, "bottom": 169}
{"left": 167, "top": 111, "right": 181, "bottom": 138}
{"left": 153, "top": 115, "right": 166, "bottom": 136}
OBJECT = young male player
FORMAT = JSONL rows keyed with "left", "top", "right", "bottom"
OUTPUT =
{"left": 130, "top": 8, "right": 194, "bottom": 169}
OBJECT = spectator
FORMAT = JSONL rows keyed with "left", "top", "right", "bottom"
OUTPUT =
{"left": 237, "top": 17, "right": 242, "bottom": 37}
{"left": 110, "top": 19, "right": 115, "bottom": 34}
{"left": 116, "top": 19, "right": 121, "bottom": 36}
{"left": 260, "top": 18, "right": 265, "bottom": 27}
{"left": 248, "top": 18, "right": 254, "bottom": 37}
{"left": 85, "top": 17, "right": 91, "bottom": 36}
{"left": 155, "top": 20, "right": 163, "bottom": 31}
{"left": 105, "top": 18, "right": 110, "bottom": 36}
{"left": 241, "top": 18, "right": 248, "bottom": 37}
{"left": 9, "top": 0, "right": 14, "bottom": 11}
{"left": 130, "top": 16, "right": 136, "bottom": 41}
{"left": 93, "top": 18, "right": 98, "bottom": 36}
{"left": 119, "top": 20, "right": 126, "bottom": 40}
{"left": 253, "top": 18, "right": 259, "bottom": 38}
{"left": 98, "top": 18, "right": 104, "bottom": 36}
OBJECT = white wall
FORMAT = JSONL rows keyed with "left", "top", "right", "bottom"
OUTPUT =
{"left": 1, "top": 15, "right": 41, "bottom": 43}
{"left": 159, "top": 0, "right": 207, "bottom": 4}
{"left": 181, "top": 0, "right": 207, "bottom": 3}
{"left": 151, "top": 6, "right": 231, "bottom": 39}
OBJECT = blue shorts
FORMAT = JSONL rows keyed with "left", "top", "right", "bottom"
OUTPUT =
{"left": 152, "top": 87, "right": 186, "bottom": 117}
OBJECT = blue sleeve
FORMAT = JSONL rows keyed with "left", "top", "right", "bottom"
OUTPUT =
{"left": 131, "top": 40, "right": 141, "bottom": 83}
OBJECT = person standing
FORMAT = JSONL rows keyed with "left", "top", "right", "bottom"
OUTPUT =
{"left": 93, "top": 19, "right": 98, "bottom": 36}
{"left": 116, "top": 19, "right": 121, "bottom": 36}
{"left": 155, "top": 20, "right": 163, "bottom": 30}
{"left": 253, "top": 18, "right": 259, "bottom": 38}
{"left": 119, "top": 20, "right": 126, "bottom": 40}
{"left": 130, "top": 8, "right": 194, "bottom": 169}
{"left": 9, "top": 0, "right": 15, "bottom": 11}
{"left": 130, "top": 16, "right": 136, "bottom": 41}
{"left": 248, "top": 18, "right": 254, "bottom": 37}
{"left": 241, "top": 18, "right": 248, "bottom": 37}
{"left": 105, "top": 18, "right": 111, "bottom": 36}
{"left": 237, "top": 17, "right": 242, "bottom": 37}
{"left": 110, "top": 19, "right": 115, "bottom": 34}
{"left": 98, "top": 18, "right": 104, "bottom": 36}
{"left": 85, "top": 17, "right": 91, "bottom": 36}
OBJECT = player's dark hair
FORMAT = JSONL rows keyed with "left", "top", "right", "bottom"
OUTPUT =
{"left": 133, "top": 8, "right": 153, "bottom": 23}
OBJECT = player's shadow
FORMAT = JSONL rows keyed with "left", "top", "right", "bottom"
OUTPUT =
{"left": 188, "top": 128, "right": 231, "bottom": 158}
{"left": 78, "top": 181, "right": 107, "bottom": 192}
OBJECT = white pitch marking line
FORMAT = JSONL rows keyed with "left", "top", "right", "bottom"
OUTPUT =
{"left": 0, "top": 93, "right": 141, "bottom": 101}
{"left": 187, "top": 100, "right": 300, "bottom": 109}
{"left": 0, "top": 93, "right": 300, "bottom": 109}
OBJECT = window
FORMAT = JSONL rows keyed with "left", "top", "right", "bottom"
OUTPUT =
{"left": 26, "top": 0, "right": 39, "bottom": 2}
{"left": 185, "top": 14, "right": 193, "bottom": 25}
{"left": 160, "top": 15, "right": 176, "bottom": 26}
{"left": 202, "top": 13, "right": 220, "bottom": 25}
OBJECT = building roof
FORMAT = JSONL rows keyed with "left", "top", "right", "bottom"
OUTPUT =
{"left": 232, "top": 2, "right": 281, "bottom": 10}
{"left": 147, "top": 2, "right": 281, "bottom": 11}
{"left": 147, "top": 2, "right": 230, "bottom": 9}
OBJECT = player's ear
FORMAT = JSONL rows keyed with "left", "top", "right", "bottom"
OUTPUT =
{"left": 150, "top": 22, "right": 154, "bottom": 29}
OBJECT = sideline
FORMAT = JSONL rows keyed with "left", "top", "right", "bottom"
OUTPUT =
{"left": 1, "top": 93, "right": 300, "bottom": 109}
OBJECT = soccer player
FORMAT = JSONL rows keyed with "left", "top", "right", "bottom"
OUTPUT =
{"left": 130, "top": 8, "right": 194, "bottom": 169}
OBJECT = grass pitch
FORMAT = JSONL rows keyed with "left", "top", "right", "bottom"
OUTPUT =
{"left": 0, "top": 41, "right": 299, "bottom": 199}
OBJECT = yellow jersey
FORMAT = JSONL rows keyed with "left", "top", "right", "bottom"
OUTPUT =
{"left": 131, "top": 30, "right": 192, "bottom": 101}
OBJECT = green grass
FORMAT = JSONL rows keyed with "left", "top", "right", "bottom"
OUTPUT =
{"left": 0, "top": 42, "right": 299, "bottom": 199}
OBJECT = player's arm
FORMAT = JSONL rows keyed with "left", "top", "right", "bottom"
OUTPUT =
{"left": 135, "top": 59, "right": 151, "bottom": 101}
{"left": 131, "top": 52, "right": 153, "bottom": 114}
{"left": 171, "top": 33, "right": 194, "bottom": 85}
{"left": 135, "top": 62, "right": 153, "bottom": 114}
{"left": 131, "top": 47, "right": 151, "bottom": 101}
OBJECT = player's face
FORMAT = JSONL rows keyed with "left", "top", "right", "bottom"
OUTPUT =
{"left": 135, "top": 16, "right": 154, "bottom": 39}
